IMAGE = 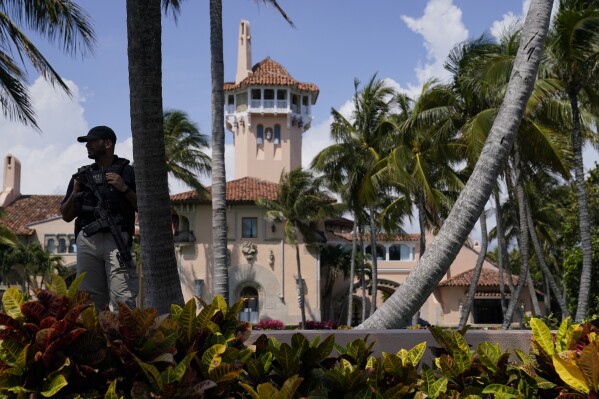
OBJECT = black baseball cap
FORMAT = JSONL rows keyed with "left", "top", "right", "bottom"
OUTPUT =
{"left": 77, "top": 126, "right": 117, "bottom": 143}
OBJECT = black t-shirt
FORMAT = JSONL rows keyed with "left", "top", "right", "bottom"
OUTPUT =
{"left": 62, "top": 156, "right": 136, "bottom": 239}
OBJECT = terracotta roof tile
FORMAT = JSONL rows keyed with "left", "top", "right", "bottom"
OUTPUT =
{"left": 0, "top": 195, "right": 63, "bottom": 235}
{"left": 224, "top": 57, "right": 319, "bottom": 94}
{"left": 171, "top": 177, "right": 279, "bottom": 204}
{"left": 333, "top": 231, "right": 420, "bottom": 242}
{"left": 439, "top": 268, "right": 520, "bottom": 287}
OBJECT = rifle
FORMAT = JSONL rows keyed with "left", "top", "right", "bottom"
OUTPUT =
{"left": 73, "top": 166, "right": 134, "bottom": 269}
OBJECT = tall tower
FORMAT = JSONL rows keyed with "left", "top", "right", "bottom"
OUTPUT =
{"left": 224, "top": 20, "right": 319, "bottom": 183}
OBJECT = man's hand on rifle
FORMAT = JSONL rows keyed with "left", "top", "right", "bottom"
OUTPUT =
{"left": 106, "top": 172, "right": 129, "bottom": 193}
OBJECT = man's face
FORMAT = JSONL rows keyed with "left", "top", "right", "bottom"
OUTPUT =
{"left": 85, "top": 138, "right": 108, "bottom": 159}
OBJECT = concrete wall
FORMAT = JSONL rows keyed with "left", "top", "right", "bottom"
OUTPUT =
{"left": 249, "top": 329, "right": 534, "bottom": 366}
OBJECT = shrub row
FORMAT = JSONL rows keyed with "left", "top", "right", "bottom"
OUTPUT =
{"left": 0, "top": 275, "right": 597, "bottom": 398}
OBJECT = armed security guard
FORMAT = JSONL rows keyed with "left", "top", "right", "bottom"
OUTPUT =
{"left": 60, "top": 126, "right": 139, "bottom": 311}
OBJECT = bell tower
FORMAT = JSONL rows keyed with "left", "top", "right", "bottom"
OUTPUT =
{"left": 224, "top": 20, "right": 319, "bottom": 183}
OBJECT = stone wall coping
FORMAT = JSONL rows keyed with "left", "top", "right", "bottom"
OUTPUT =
{"left": 249, "top": 329, "right": 534, "bottom": 366}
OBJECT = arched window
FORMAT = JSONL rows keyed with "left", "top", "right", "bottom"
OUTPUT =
{"left": 173, "top": 215, "right": 195, "bottom": 243}
{"left": 46, "top": 238, "right": 56, "bottom": 254}
{"left": 257, "top": 124, "right": 264, "bottom": 145}
{"left": 58, "top": 237, "right": 67, "bottom": 253}
{"left": 274, "top": 124, "right": 281, "bottom": 145}
{"left": 389, "top": 244, "right": 414, "bottom": 261}
{"left": 366, "top": 244, "right": 385, "bottom": 260}
{"left": 239, "top": 286, "right": 259, "bottom": 323}
{"left": 68, "top": 238, "right": 76, "bottom": 253}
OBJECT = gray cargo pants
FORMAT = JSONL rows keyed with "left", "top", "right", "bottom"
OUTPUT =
{"left": 76, "top": 230, "right": 139, "bottom": 311}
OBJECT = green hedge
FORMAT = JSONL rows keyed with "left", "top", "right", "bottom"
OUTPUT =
{"left": 0, "top": 275, "right": 597, "bottom": 398}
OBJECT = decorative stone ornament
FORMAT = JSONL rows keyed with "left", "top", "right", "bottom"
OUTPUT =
{"left": 241, "top": 241, "right": 258, "bottom": 263}
{"left": 269, "top": 249, "right": 275, "bottom": 269}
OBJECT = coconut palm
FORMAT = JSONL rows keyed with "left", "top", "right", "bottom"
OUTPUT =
{"left": 0, "top": 0, "right": 94, "bottom": 128}
{"left": 379, "top": 79, "right": 462, "bottom": 257}
{"left": 368, "top": 79, "right": 462, "bottom": 323}
{"left": 163, "top": 108, "right": 211, "bottom": 196}
{"left": 545, "top": 0, "right": 599, "bottom": 321}
{"left": 126, "top": 0, "right": 185, "bottom": 313}
{"left": 312, "top": 75, "right": 397, "bottom": 320}
{"left": 257, "top": 168, "right": 341, "bottom": 327}
{"left": 210, "top": 0, "right": 293, "bottom": 303}
{"left": 357, "top": 0, "right": 553, "bottom": 329}
{"left": 447, "top": 26, "right": 573, "bottom": 325}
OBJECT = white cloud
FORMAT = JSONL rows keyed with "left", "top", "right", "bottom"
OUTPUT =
{"left": 490, "top": 0, "right": 560, "bottom": 42}
{"left": 401, "top": 0, "right": 468, "bottom": 86}
{"left": 301, "top": 117, "right": 334, "bottom": 170}
{"left": 490, "top": 0, "right": 530, "bottom": 41}
{"left": 0, "top": 77, "right": 90, "bottom": 195}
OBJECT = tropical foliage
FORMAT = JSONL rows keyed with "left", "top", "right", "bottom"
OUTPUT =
{"left": 2, "top": 285, "right": 599, "bottom": 398}
{"left": 0, "top": 0, "right": 95, "bottom": 127}
{"left": 163, "top": 108, "right": 212, "bottom": 196}
{"left": 257, "top": 168, "right": 342, "bottom": 327}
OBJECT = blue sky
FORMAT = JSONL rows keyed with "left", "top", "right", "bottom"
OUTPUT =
{"left": 1, "top": 0, "right": 595, "bottom": 206}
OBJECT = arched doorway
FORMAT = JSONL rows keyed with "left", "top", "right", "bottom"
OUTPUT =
{"left": 239, "top": 286, "right": 259, "bottom": 323}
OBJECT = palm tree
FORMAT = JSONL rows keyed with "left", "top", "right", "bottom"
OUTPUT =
{"left": 1, "top": 242, "right": 62, "bottom": 292}
{"left": 448, "top": 27, "right": 573, "bottom": 325}
{"left": 163, "top": 108, "right": 212, "bottom": 195}
{"left": 209, "top": 0, "right": 228, "bottom": 302}
{"left": 209, "top": 0, "right": 293, "bottom": 303}
{"left": 370, "top": 80, "right": 462, "bottom": 323}
{"left": 357, "top": 0, "right": 553, "bottom": 329}
{"left": 380, "top": 79, "right": 462, "bottom": 257}
{"left": 0, "top": 1, "right": 95, "bottom": 128}
{"left": 257, "top": 168, "right": 341, "bottom": 327}
{"left": 545, "top": 0, "right": 599, "bottom": 321}
{"left": 126, "top": 0, "right": 185, "bottom": 314}
{"left": 312, "top": 75, "right": 396, "bottom": 320}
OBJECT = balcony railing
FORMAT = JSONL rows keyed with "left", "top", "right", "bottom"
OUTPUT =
{"left": 225, "top": 100, "right": 310, "bottom": 116}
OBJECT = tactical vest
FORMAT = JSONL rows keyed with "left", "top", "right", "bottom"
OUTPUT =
{"left": 75, "top": 157, "right": 134, "bottom": 240}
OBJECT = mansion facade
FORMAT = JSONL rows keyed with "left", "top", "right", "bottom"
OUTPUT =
{"left": 0, "top": 20, "right": 541, "bottom": 327}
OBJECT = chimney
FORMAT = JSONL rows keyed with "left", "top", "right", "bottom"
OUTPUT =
{"left": 235, "top": 19, "right": 252, "bottom": 84}
{"left": 0, "top": 154, "right": 21, "bottom": 207}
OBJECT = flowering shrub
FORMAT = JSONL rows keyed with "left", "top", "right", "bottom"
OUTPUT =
{"left": 254, "top": 319, "right": 285, "bottom": 330}
{"left": 305, "top": 320, "right": 336, "bottom": 330}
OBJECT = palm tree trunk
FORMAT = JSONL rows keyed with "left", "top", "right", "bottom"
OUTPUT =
{"left": 357, "top": 0, "right": 552, "bottom": 329}
{"left": 295, "top": 243, "right": 307, "bottom": 327}
{"left": 346, "top": 219, "right": 357, "bottom": 325}
{"left": 494, "top": 188, "right": 509, "bottom": 314}
{"left": 525, "top": 199, "right": 569, "bottom": 318}
{"left": 368, "top": 210, "right": 378, "bottom": 315}
{"left": 417, "top": 190, "right": 426, "bottom": 256}
{"left": 458, "top": 210, "right": 488, "bottom": 329}
{"left": 126, "top": 0, "right": 184, "bottom": 313}
{"left": 360, "top": 226, "right": 367, "bottom": 322}
{"left": 568, "top": 91, "right": 593, "bottom": 322}
{"left": 413, "top": 189, "right": 427, "bottom": 325}
{"left": 503, "top": 151, "right": 536, "bottom": 328}
{"left": 210, "top": 0, "right": 229, "bottom": 302}
{"left": 502, "top": 166, "right": 517, "bottom": 297}
{"left": 526, "top": 270, "right": 541, "bottom": 315}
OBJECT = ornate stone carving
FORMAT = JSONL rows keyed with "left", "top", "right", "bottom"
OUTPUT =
{"left": 241, "top": 241, "right": 257, "bottom": 263}
{"left": 269, "top": 249, "right": 275, "bottom": 269}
